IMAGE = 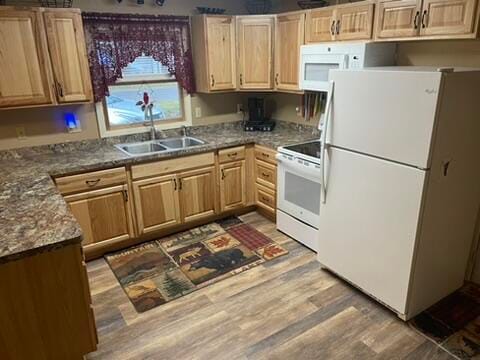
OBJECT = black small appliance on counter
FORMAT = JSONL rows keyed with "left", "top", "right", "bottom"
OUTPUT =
{"left": 244, "top": 97, "right": 276, "bottom": 132}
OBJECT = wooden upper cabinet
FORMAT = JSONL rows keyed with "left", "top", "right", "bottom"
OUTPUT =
{"left": 306, "top": 8, "right": 336, "bottom": 42}
{"left": 64, "top": 185, "right": 133, "bottom": 248}
{"left": 375, "top": 0, "right": 422, "bottom": 38}
{"left": 206, "top": 16, "right": 236, "bottom": 91}
{"left": 192, "top": 15, "right": 237, "bottom": 92}
{"left": 335, "top": 3, "right": 375, "bottom": 40}
{"left": 132, "top": 174, "right": 181, "bottom": 235}
{"left": 0, "top": 8, "right": 53, "bottom": 108}
{"left": 306, "top": 2, "right": 375, "bottom": 42}
{"left": 275, "top": 12, "right": 305, "bottom": 91}
{"left": 237, "top": 15, "right": 274, "bottom": 90}
{"left": 219, "top": 160, "right": 246, "bottom": 212}
{"left": 420, "top": 0, "right": 478, "bottom": 35}
{"left": 179, "top": 166, "right": 216, "bottom": 223}
{"left": 43, "top": 10, "right": 93, "bottom": 103}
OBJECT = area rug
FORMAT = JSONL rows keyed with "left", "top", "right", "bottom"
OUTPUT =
{"left": 409, "top": 282, "right": 480, "bottom": 359}
{"left": 105, "top": 216, "right": 288, "bottom": 313}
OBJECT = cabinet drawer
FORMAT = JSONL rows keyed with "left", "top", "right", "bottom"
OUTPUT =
{"left": 255, "top": 145, "right": 277, "bottom": 165}
{"left": 218, "top": 146, "right": 246, "bottom": 163}
{"left": 256, "top": 183, "right": 276, "bottom": 213}
{"left": 255, "top": 159, "right": 277, "bottom": 189}
{"left": 131, "top": 152, "right": 215, "bottom": 180}
{"left": 55, "top": 167, "right": 127, "bottom": 194}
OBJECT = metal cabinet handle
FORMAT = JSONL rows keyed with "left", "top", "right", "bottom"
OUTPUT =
{"left": 228, "top": 152, "right": 238, "bottom": 157}
{"left": 336, "top": 20, "right": 340, "bottom": 35}
{"left": 122, "top": 189, "right": 129, "bottom": 202}
{"left": 211, "top": 75, "right": 215, "bottom": 87}
{"left": 275, "top": 73, "right": 279, "bottom": 86}
{"left": 240, "top": 74, "right": 243, "bottom": 86}
{"left": 261, "top": 172, "right": 270, "bottom": 178}
{"left": 173, "top": 178, "right": 177, "bottom": 191}
{"left": 331, "top": 20, "right": 335, "bottom": 35}
{"left": 56, "top": 81, "right": 64, "bottom": 98}
{"left": 221, "top": 168, "right": 226, "bottom": 180}
{"left": 85, "top": 179, "right": 100, "bottom": 187}
{"left": 178, "top": 178, "right": 183, "bottom": 190}
{"left": 262, "top": 152, "right": 270, "bottom": 158}
{"left": 413, "top": 11, "right": 420, "bottom": 29}
{"left": 421, "top": 10, "right": 427, "bottom": 28}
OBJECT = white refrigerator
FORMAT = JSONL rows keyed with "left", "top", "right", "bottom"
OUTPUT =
{"left": 318, "top": 67, "right": 480, "bottom": 320}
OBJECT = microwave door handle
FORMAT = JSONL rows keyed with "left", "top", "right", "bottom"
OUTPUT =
{"left": 321, "top": 80, "right": 334, "bottom": 204}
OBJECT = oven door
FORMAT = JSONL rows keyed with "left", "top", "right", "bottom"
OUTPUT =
{"left": 300, "top": 53, "right": 348, "bottom": 91}
{"left": 276, "top": 154, "right": 322, "bottom": 228}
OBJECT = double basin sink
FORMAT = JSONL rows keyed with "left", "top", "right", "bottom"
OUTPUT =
{"left": 115, "top": 136, "right": 206, "bottom": 156}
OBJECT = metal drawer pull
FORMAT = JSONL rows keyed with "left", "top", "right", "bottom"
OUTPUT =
{"left": 261, "top": 172, "right": 270, "bottom": 178}
{"left": 85, "top": 179, "right": 101, "bottom": 187}
{"left": 336, "top": 20, "right": 340, "bottom": 35}
{"left": 211, "top": 75, "right": 215, "bottom": 87}
{"left": 221, "top": 169, "right": 226, "bottom": 180}
{"left": 228, "top": 152, "right": 238, "bottom": 157}
{"left": 331, "top": 20, "right": 335, "bottom": 35}
{"left": 261, "top": 152, "right": 270, "bottom": 158}
{"left": 173, "top": 178, "right": 177, "bottom": 190}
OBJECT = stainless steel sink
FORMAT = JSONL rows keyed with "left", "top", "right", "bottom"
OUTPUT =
{"left": 115, "top": 141, "right": 168, "bottom": 156}
{"left": 115, "top": 136, "right": 206, "bottom": 156}
{"left": 159, "top": 137, "right": 205, "bottom": 149}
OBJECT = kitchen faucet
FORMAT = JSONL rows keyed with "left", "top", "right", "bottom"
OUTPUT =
{"left": 181, "top": 125, "right": 188, "bottom": 137}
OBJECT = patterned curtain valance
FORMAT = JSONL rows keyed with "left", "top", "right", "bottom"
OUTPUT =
{"left": 82, "top": 12, "right": 196, "bottom": 102}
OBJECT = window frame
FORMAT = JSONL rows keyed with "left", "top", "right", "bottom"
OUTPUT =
{"left": 96, "top": 66, "right": 192, "bottom": 138}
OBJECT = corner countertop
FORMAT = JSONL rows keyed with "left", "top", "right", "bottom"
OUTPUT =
{"left": 0, "top": 121, "right": 319, "bottom": 264}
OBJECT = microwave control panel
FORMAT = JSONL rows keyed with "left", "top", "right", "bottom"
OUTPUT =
{"left": 348, "top": 55, "right": 363, "bottom": 69}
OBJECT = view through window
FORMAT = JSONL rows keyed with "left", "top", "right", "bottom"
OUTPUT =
{"left": 105, "top": 56, "right": 183, "bottom": 128}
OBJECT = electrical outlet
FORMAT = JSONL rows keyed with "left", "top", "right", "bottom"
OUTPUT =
{"left": 237, "top": 103, "right": 244, "bottom": 113}
{"left": 16, "top": 126, "right": 27, "bottom": 140}
{"left": 195, "top": 107, "right": 202, "bottom": 118}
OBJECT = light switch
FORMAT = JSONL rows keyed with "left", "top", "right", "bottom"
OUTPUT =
{"left": 195, "top": 107, "right": 202, "bottom": 118}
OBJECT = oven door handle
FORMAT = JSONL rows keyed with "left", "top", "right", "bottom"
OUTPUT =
{"left": 321, "top": 80, "right": 334, "bottom": 204}
{"left": 276, "top": 154, "right": 321, "bottom": 180}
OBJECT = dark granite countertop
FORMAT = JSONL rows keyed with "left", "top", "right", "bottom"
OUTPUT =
{"left": 0, "top": 120, "right": 319, "bottom": 263}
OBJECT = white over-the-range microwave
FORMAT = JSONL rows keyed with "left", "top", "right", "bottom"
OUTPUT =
{"left": 299, "top": 42, "right": 397, "bottom": 92}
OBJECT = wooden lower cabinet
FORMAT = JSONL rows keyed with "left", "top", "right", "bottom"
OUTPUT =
{"left": 219, "top": 160, "right": 246, "bottom": 212}
{"left": 0, "top": 244, "right": 97, "bottom": 359}
{"left": 132, "top": 174, "right": 181, "bottom": 235}
{"left": 64, "top": 184, "right": 134, "bottom": 248}
{"left": 179, "top": 166, "right": 217, "bottom": 223}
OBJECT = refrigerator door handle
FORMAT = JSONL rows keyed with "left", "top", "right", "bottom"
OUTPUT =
{"left": 321, "top": 80, "right": 334, "bottom": 204}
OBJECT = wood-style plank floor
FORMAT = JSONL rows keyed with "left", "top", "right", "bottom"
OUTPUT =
{"left": 86, "top": 212, "right": 454, "bottom": 360}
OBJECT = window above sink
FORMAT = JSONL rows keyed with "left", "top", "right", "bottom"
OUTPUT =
{"left": 96, "top": 56, "right": 192, "bottom": 138}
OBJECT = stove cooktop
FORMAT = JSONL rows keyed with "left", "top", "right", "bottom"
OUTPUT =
{"left": 282, "top": 140, "right": 321, "bottom": 159}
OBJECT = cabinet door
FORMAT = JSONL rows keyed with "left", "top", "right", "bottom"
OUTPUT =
{"left": 375, "top": 0, "right": 422, "bottom": 39}
{"left": 206, "top": 16, "right": 236, "bottom": 91}
{"left": 65, "top": 185, "right": 133, "bottom": 247}
{"left": 220, "top": 160, "right": 246, "bottom": 212}
{"left": 0, "top": 9, "right": 52, "bottom": 108}
{"left": 179, "top": 166, "right": 216, "bottom": 223}
{"left": 132, "top": 175, "right": 181, "bottom": 235}
{"left": 306, "top": 8, "right": 335, "bottom": 43}
{"left": 44, "top": 10, "right": 92, "bottom": 103}
{"left": 335, "top": 3, "right": 375, "bottom": 41}
{"left": 275, "top": 12, "right": 305, "bottom": 91}
{"left": 237, "top": 16, "right": 274, "bottom": 90}
{"left": 420, "top": 0, "right": 478, "bottom": 36}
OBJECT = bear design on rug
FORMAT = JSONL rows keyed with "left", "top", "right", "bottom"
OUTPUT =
{"left": 190, "top": 248, "right": 246, "bottom": 271}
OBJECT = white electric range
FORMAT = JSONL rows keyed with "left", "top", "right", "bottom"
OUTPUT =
{"left": 276, "top": 140, "right": 321, "bottom": 252}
